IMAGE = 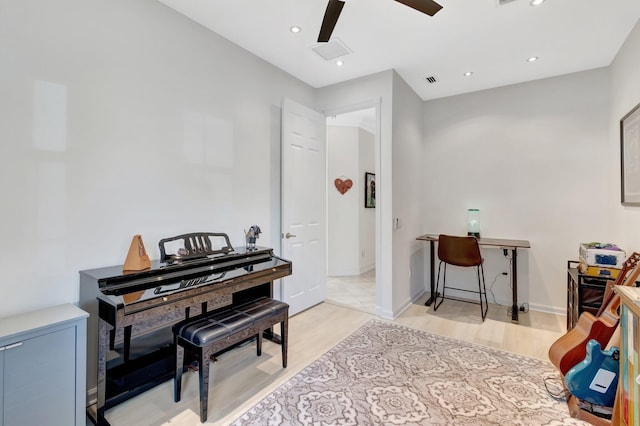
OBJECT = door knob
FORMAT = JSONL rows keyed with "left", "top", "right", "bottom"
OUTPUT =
{"left": 284, "top": 232, "right": 297, "bottom": 239}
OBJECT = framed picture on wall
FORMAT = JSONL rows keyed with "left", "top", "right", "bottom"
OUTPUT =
{"left": 621, "top": 102, "right": 640, "bottom": 206}
{"left": 365, "top": 172, "right": 375, "bottom": 208}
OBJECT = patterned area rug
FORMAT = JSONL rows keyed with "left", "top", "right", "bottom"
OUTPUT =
{"left": 231, "top": 320, "right": 590, "bottom": 425}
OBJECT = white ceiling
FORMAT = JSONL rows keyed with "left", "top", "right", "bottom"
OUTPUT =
{"left": 156, "top": 0, "right": 640, "bottom": 101}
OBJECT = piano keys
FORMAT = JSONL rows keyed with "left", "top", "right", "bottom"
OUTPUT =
{"left": 79, "top": 234, "right": 291, "bottom": 426}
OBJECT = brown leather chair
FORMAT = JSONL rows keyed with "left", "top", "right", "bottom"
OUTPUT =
{"left": 433, "top": 234, "right": 488, "bottom": 321}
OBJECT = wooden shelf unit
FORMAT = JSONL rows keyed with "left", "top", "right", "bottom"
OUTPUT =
{"left": 566, "top": 260, "right": 614, "bottom": 330}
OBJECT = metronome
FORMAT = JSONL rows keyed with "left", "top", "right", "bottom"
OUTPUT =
{"left": 122, "top": 234, "right": 151, "bottom": 273}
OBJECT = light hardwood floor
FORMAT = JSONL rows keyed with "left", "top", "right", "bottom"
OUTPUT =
{"left": 97, "top": 295, "right": 566, "bottom": 425}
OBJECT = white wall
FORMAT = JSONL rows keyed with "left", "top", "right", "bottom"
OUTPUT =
{"left": 316, "top": 71, "right": 394, "bottom": 317}
{"left": 325, "top": 73, "right": 423, "bottom": 319}
{"left": 422, "top": 68, "right": 611, "bottom": 314}
{"left": 1, "top": 0, "right": 637, "bottom": 321}
{"left": 358, "top": 128, "right": 375, "bottom": 273}
{"left": 0, "top": 0, "right": 315, "bottom": 317}
{"left": 327, "top": 126, "right": 375, "bottom": 276}
{"left": 391, "top": 72, "right": 427, "bottom": 314}
{"left": 327, "top": 126, "right": 360, "bottom": 275}
{"left": 611, "top": 20, "right": 640, "bottom": 250}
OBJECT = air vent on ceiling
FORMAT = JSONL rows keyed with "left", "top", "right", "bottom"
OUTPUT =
{"left": 312, "top": 39, "right": 351, "bottom": 61}
{"left": 425, "top": 75, "right": 438, "bottom": 84}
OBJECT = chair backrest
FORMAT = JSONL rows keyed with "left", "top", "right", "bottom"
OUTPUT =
{"left": 438, "top": 234, "right": 482, "bottom": 267}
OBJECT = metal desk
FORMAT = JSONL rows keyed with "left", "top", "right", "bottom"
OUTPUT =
{"left": 416, "top": 234, "right": 531, "bottom": 323}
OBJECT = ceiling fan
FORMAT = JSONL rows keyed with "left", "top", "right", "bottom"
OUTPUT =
{"left": 318, "top": 0, "right": 443, "bottom": 42}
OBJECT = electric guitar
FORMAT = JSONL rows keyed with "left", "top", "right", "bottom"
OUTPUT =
{"left": 548, "top": 251, "right": 640, "bottom": 375}
{"left": 564, "top": 339, "right": 619, "bottom": 407}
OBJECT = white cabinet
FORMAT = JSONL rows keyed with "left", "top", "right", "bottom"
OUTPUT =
{"left": 0, "top": 304, "right": 88, "bottom": 426}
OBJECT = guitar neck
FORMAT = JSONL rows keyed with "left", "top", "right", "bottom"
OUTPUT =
{"left": 601, "top": 295, "right": 622, "bottom": 326}
{"left": 597, "top": 252, "right": 640, "bottom": 317}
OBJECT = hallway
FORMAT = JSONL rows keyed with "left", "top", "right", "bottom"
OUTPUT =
{"left": 326, "top": 270, "right": 375, "bottom": 314}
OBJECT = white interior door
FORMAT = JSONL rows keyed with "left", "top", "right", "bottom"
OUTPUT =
{"left": 281, "top": 98, "right": 326, "bottom": 316}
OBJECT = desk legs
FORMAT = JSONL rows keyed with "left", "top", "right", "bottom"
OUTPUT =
{"left": 424, "top": 242, "right": 522, "bottom": 324}
{"left": 511, "top": 248, "right": 519, "bottom": 323}
{"left": 425, "top": 240, "right": 436, "bottom": 306}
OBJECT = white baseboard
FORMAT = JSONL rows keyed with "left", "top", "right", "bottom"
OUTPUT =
{"left": 359, "top": 264, "right": 375, "bottom": 275}
{"left": 422, "top": 288, "right": 566, "bottom": 316}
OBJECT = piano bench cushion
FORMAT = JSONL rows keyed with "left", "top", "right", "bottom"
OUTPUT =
{"left": 172, "top": 297, "right": 289, "bottom": 347}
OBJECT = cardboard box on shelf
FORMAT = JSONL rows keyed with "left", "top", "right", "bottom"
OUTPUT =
{"left": 579, "top": 242, "right": 626, "bottom": 269}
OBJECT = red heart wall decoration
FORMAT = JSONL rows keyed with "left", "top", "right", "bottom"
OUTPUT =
{"left": 334, "top": 178, "right": 353, "bottom": 195}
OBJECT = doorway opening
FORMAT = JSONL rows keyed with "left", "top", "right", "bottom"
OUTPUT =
{"left": 325, "top": 107, "right": 377, "bottom": 314}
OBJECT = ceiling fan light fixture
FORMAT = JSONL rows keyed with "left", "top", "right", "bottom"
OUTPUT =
{"left": 318, "top": 0, "right": 442, "bottom": 42}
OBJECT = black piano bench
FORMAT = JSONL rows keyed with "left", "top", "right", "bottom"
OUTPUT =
{"left": 172, "top": 297, "right": 289, "bottom": 423}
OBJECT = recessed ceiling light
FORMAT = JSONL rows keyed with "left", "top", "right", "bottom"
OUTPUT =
{"left": 527, "top": 56, "right": 539, "bottom": 62}
{"left": 464, "top": 71, "right": 473, "bottom": 77}
{"left": 530, "top": 0, "right": 545, "bottom": 5}
{"left": 290, "top": 26, "right": 301, "bottom": 33}
{"left": 336, "top": 60, "right": 344, "bottom": 67}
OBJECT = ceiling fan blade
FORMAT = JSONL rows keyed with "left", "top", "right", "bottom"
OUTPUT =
{"left": 394, "top": 0, "right": 443, "bottom": 16}
{"left": 318, "top": 0, "right": 345, "bottom": 43}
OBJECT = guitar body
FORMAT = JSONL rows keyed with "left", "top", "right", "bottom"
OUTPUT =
{"left": 549, "top": 312, "right": 618, "bottom": 375}
{"left": 564, "top": 339, "right": 619, "bottom": 407}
